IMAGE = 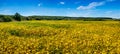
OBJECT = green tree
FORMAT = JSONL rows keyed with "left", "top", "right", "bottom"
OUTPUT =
{"left": 14, "top": 12, "right": 22, "bottom": 21}
{"left": 0, "top": 15, "right": 12, "bottom": 22}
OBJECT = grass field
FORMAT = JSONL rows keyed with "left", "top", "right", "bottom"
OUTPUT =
{"left": 0, "top": 20, "right": 120, "bottom": 54}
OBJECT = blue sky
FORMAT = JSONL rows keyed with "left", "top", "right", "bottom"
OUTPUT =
{"left": 0, "top": 0, "right": 120, "bottom": 18}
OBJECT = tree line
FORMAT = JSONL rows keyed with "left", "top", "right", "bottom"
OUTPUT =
{"left": 0, "top": 13, "right": 22, "bottom": 22}
{"left": 0, "top": 13, "right": 120, "bottom": 22}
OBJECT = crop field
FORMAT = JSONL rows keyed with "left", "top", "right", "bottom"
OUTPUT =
{"left": 0, "top": 20, "right": 120, "bottom": 54}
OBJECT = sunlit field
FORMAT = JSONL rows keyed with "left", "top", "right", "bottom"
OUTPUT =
{"left": 0, "top": 20, "right": 120, "bottom": 54}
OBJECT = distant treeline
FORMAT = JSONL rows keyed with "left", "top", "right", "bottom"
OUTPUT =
{"left": 0, "top": 13, "right": 120, "bottom": 22}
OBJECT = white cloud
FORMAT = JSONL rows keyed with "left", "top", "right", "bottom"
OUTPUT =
{"left": 77, "top": 0, "right": 115, "bottom": 10}
{"left": 77, "top": 2, "right": 105, "bottom": 10}
{"left": 38, "top": 3, "right": 41, "bottom": 6}
{"left": 60, "top": 2, "right": 65, "bottom": 5}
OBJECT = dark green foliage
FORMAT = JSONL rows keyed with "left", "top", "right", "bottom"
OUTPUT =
{"left": 0, "top": 15, "right": 12, "bottom": 22}
{"left": 25, "top": 17, "right": 32, "bottom": 20}
{"left": 0, "top": 15, "right": 5, "bottom": 22}
{"left": 9, "top": 29, "right": 20, "bottom": 36}
{"left": 0, "top": 13, "right": 120, "bottom": 22}
{"left": 13, "top": 13, "right": 22, "bottom": 21}
{"left": 3, "top": 16, "right": 12, "bottom": 22}
{"left": 27, "top": 16, "right": 114, "bottom": 21}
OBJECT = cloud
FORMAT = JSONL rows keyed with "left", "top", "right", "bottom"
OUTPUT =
{"left": 60, "top": 2, "right": 65, "bottom": 5}
{"left": 38, "top": 3, "right": 41, "bottom": 6}
{"left": 77, "top": 0, "right": 115, "bottom": 10}
{"left": 77, "top": 2, "right": 104, "bottom": 10}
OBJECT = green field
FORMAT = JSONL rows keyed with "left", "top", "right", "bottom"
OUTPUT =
{"left": 0, "top": 20, "right": 120, "bottom": 54}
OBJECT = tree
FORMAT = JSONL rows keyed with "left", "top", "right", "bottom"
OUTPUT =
{"left": 14, "top": 12, "right": 22, "bottom": 21}
{"left": 0, "top": 15, "right": 12, "bottom": 22}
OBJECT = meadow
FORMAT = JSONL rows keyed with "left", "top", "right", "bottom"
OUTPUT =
{"left": 0, "top": 20, "right": 120, "bottom": 54}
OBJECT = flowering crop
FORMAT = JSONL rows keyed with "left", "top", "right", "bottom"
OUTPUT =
{"left": 0, "top": 20, "right": 120, "bottom": 54}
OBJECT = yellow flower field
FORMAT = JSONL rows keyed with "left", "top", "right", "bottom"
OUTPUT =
{"left": 0, "top": 20, "right": 120, "bottom": 54}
